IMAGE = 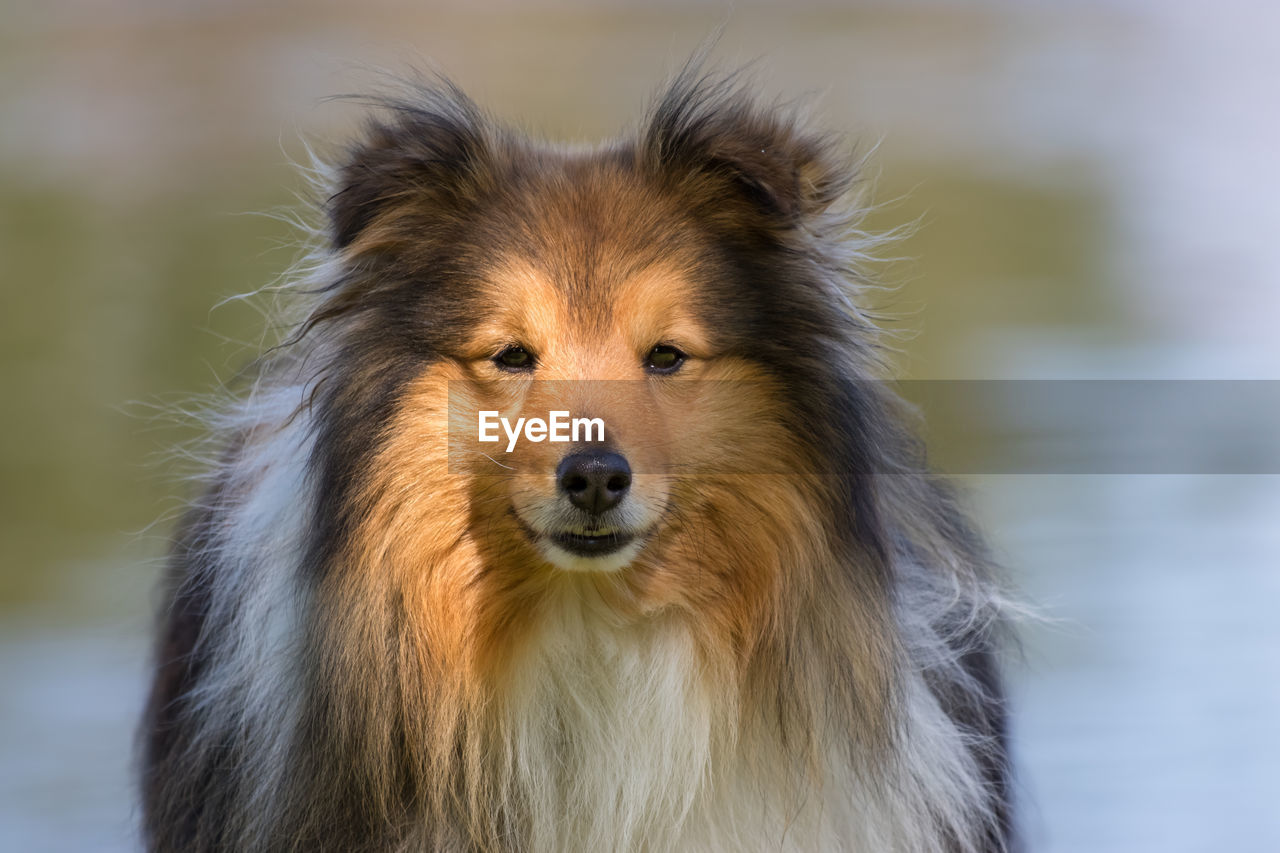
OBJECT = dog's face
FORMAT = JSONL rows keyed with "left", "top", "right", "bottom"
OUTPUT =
{"left": 312, "top": 83, "right": 878, "bottom": 633}
{"left": 434, "top": 169, "right": 800, "bottom": 578}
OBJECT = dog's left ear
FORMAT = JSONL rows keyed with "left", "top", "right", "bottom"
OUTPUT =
{"left": 641, "top": 71, "right": 852, "bottom": 228}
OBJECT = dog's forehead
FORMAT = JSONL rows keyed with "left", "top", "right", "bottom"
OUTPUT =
{"left": 479, "top": 254, "right": 704, "bottom": 350}
{"left": 476, "top": 161, "right": 705, "bottom": 328}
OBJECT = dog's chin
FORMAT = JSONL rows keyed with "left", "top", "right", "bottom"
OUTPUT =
{"left": 514, "top": 519, "right": 646, "bottom": 573}
{"left": 537, "top": 535, "right": 644, "bottom": 573}
{"left": 510, "top": 503, "right": 656, "bottom": 573}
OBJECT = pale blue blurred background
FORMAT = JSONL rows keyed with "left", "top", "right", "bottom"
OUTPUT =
{"left": 1, "top": 1, "right": 1277, "bottom": 850}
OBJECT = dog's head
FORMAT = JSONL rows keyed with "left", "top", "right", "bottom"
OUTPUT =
{"left": 306, "top": 73, "right": 893, "bottom": 627}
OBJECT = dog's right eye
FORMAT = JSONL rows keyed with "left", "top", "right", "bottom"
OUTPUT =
{"left": 493, "top": 345, "right": 536, "bottom": 371}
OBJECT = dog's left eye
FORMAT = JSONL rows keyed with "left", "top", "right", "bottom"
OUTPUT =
{"left": 644, "top": 344, "right": 686, "bottom": 374}
{"left": 494, "top": 345, "right": 536, "bottom": 371}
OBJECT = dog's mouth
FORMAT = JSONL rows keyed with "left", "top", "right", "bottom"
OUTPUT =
{"left": 510, "top": 510, "right": 649, "bottom": 569}
{"left": 549, "top": 529, "right": 636, "bottom": 557}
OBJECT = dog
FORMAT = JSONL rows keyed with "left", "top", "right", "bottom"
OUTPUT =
{"left": 140, "top": 65, "right": 1016, "bottom": 852}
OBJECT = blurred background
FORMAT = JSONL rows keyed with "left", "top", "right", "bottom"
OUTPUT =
{"left": 2, "top": 1, "right": 1277, "bottom": 850}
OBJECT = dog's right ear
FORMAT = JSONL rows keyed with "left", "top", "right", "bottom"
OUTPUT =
{"left": 326, "top": 82, "right": 493, "bottom": 251}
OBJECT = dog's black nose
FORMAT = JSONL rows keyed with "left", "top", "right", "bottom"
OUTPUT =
{"left": 556, "top": 450, "right": 631, "bottom": 515}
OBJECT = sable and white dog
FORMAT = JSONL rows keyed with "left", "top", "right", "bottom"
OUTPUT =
{"left": 140, "top": 66, "right": 1017, "bottom": 852}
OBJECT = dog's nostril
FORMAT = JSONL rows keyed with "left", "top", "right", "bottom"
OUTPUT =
{"left": 556, "top": 451, "right": 631, "bottom": 516}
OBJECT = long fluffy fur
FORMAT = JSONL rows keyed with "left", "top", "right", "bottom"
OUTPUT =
{"left": 140, "top": 65, "right": 1017, "bottom": 852}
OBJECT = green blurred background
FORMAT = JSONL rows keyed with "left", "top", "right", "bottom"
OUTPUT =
{"left": 2, "top": 2, "right": 1277, "bottom": 850}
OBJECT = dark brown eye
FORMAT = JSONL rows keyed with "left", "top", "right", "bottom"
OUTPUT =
{"left": 644, "top": 344, "right": 686, "bottom": 374}
{"left": 494, "top": 345, "right": 535, "bottom": 371}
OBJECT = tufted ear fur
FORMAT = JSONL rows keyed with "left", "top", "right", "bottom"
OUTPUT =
{"left": 641, "top": 66, "right": 854, "bottom": 229}
{"left": 326, "top": 80, "right": 494, "bottom": 250}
